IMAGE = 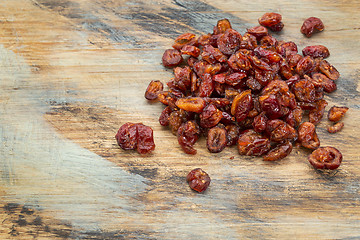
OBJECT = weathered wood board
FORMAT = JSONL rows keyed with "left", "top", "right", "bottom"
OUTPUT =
{"left": 1, "top": 0, "right": 360, "bottom": 239}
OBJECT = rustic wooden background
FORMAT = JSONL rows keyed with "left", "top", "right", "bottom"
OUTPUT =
{"left": 1, "top": 0, "right": 359, "bottom": 239}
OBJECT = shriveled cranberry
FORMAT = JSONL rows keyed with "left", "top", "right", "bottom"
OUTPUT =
{"left": 217, "top": 29, "right": 242, "bottom": 55}
{"left": 302, "top": 45, "right": 330, "bottom": 58}
{"left": 268, "top": 22, "right": 284, "bottom": 32}
{"left": 285, "top": 106, "right": 303, "bottom": 127}
{"left": 277, "top": 41, "right": 298, "bottom": 57}
{"left": 115, "top": 123, "right": 155, "bottom": 154}
{"left": 240, "top": 32, "right": 258, "bottom": 50}
{"left": 172, "top": 33, "right": 197, "bottom": 50}
{"left": 298, "top": 122, "right": 320, "bottom": 150}
{"left": 136, "top": 124, "right": 156, "bottom": 154}
{"left": 186, "top": 168, "right": 211, "bottom": 193}
{"left": 253, "top": 112, "right": 268, "bottom": 133}
{"left": 177, "top": 120, "right": 200, "bottom": 154}
{"left": 199, "top": 73, "right": 214, "bottom": 97}
{"left": 181, "top": 45, "right": 201, "bottom": 57}
{"left": 258, "top": 12, "right": 282, "bottom": 27}
{"left": 168, "top": 110, "right": 189, "bottom": 134}
{"left": 254, "top": 47, "right": 282, "bottom": 62}
{"left": 159, "top": 106, "right": 172, "bottom": 126}
{"left": 292, "top": 79, "right": 316, "bottom": 103}
{"left": 308, "top": 147, "right": 342, "bottom": 170}
{"left": 328, "top": 106, "right": 349, "bottom": 122}
{"left": 319, "top": 60, "right": 340, "bottom": 80}
{"left": 259, "top": 94, "right": 283, "bottom": 119}
{"left": 213, "top": 18, "right": 232, "bottom": 35}
{"left": 301, "top": 17, "right": 324, "bottom": 38}
{"left": 238, "top": 129, "right": 270, "bottom": 156}
{"left": 207, "top": 126, "right": 227, "bottom": 153}
{"left": 162, "top": 49, "right": 183, "bottom": 68}
{"left": 225, "top": 124, "right": 240, "bottom": 146}
{"left": 311, "top": 73, "right": 337, "bottom": 93}
{"left": 145, "top": 80, "right": 164, "bottom": 100}
{"left": 263, "top": 141, "right": 292, "bottom": 161}
{"left": 203, "top": 45, "right": 228, "bottom": 63}
{"left": 296, "top": 56, "right": 315, "bottom": 76}
{"left": 309, "top": 99, "right": 328, "bottom": 125}
{"left": 200, "top": 103, "right": 223, "bottom": 128}
{"left": 247, "top": 26, "right": 268, "bottom": 40}
{"left": 328, "top": 122, "right": 344, "bottom": 133}
{"left": 231, "top": 90, "right": 253, "bottom": 123}
{"left": 175, "top": 97, "right": 206, "bottom": 113}
{"left": 266, "top": 119, "right": 297, "bottom": 142}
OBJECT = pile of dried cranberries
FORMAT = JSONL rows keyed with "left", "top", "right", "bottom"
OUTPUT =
{"left": 143, "top": 14, "right": 349, "bottom": 175}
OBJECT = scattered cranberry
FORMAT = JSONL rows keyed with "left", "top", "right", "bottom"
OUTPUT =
{"left": 186, "top": 168, "right": 211, "bottom": 193}
{"left": 308, "top": 147, "right": 342, "bottom": 170}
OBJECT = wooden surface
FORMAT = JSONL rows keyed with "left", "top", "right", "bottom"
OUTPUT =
{"left": 1, "top": 0, "right": 360, "bottom": 239}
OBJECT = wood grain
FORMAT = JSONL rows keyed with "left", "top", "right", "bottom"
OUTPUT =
{"left": 1, "top": 0, "right": 360, "bottom": 239}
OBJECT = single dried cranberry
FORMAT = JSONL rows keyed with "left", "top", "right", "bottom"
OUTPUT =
{"left": 162, "top": 49, "right": 183, "bottom": 68}
{"left": 172, "top": 33, "right": 197, "bottom": 50}
{"left": 213, "top": 18, "right": 232, "bottom": 35}
{"left": 199, "top": 73, "right": 214, "bottom": 97}
{"left": 266, "top": 119, "right": 297, "bottom": 142}
{"left": 225, "top": 124, "right": 240, "bottom": 146}
{"left": 186, "top": 168, "right": 211, "bottom": 193}
{"left": 327, "top": 122, "right": 344, "bottom": 133}
{"left": 296, "top": 56, "right": 315, "bottom": 76}
{"left": 175, "top": 97, "right": 206, "bottom": 113}
{"left": 298, "top": 122, "right": 320, "bottom": 150}
{"left": 308, "top": 147, "right": 342, "bottom": 170}
{"left": 231, "top": 90, "right": 253, "bottom": 123}
{"left": 253, "top": 112, "right": 268, "bottom": 133}
{"left": 292, "top": 79, "right": 316, "bottom": 103}
{"left": 258, "top": 12, "right": 282, "bottom": 27}
{"left": 247, "top": 26, "right": 268, "bottom": 40}
{"left": 237, "top": 129, "right": 270, "bottom": 156}
{"left": 328, "top": 106, "right": 349, "bottom": 122}
{"left": 115, "top": 122, "right": 137, "bottom": 150}
{"left": 311, "top": 73, "right": 337, "bottom": 93}
{"left": 302, "top": 45, "right": 330, "bottom": 58}
{"left": 217, "top": 29, "right": 242, "bottom": 55}
{"left": 159, "top": 106, "right": 172, "bottom": 126}
{"left": 145, "top": 80, "right": 164, "bottom": 100}
{"left": 177, "top": 120, "right": 200, "bottom": 155}
{"left": 136, "top": 124, "right": 156, "bottom": 154}
{"left": 207, "top": 126, "right": 227, "bottom": 153}
{"left": 200, "top": 103, "right": 223, "bottom": 128}
{"left": 181, "top": 45, "right": 201, "bottom": 57}
{"left": 268, "top": 22, "right": 284, "bottom": 32}
{"left": 301, "top": 17, "right": 324, "bottom": 38}
{"left": 319, "top": 60, "right": 340, "bottom": 80}
{"left": 309, "top": 99, "right": 328, "bottom": 125}
{"left": 263, "top": 141, "right": 292, "bottom": 161}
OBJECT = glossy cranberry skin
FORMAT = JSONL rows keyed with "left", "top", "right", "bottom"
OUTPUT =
{"left": 186, "top": 168, "right": 211, "bottom": 193}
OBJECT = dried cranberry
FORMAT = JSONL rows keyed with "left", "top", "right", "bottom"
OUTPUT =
{"left": 301, "top": 17, "right": 324, "bottom": 37}
{"left": 302, "top": 45, "right": 330, "bottom": 58}
{"left": 327, "top": 122, "right": 344, "bottom": 133}
{"left": 186, "top": 168, "right": 211, "bottom": 193}
{"left": 238, "top": 129, "right": 270, "bottom": 156}
{"left": 308, "top": 147, "right": 342, "bottom": 170}
{"left": 298, "top": 122, "right": 320, "bottom": 150}
{"left": 162, "top": 49, "right": 183, "bottom": 68}
{"left": 207, "top": 126, "right": 227, "bottom": 153}
{"left": 263, "top": 141, "right": 292, "bottom": 161}
{"left": 177, "top": 120, "right": 200, "bottom": 154}
{"left": 328, "top": 106, "right": 348, "bottom": 122}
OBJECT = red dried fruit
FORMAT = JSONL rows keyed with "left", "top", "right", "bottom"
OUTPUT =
{"left": 115, "top": 123, "right": 155, "bottom": 154}
{"left": 159, "top": 106, "right": 172, "bottom": 126}
{"left": 308, "top": 147, "right": 342, "bottom": 170}
{"left": 296, "top": 56, "right": 315, "bottom": 76}
{"left": 247, "top": 26, "right": 268, "bottom": 40}
{"left": 301, "top": 17, "right": 324, "bottom": 37}
{"left": 200, "top": 103, "right": 223, "bottom": 128}
{"left": 319, "top": 60, "right": 340, "bottom": 80}
{"left": 266, "top": 119, "right": 297, "bottom": 143}
{"left": 199, "top": 73, "right": 214, "bottom": 97}
{"left": 302, "top": 45, "right": 330, "bottom": 59}
{"left": 238, "top": 129, "right": 270, "bottom": 156}
{"left": 145, "top": 80, "right": 164, "bottom": 100}
{"left": 175, "top": 97, "right": 206, "bottom": 113}
{"left": 292, "top": 79, "right": 316, "bottom": 103}
{"left": 253, "top": 112, "right": 268, "bottom": 133}
{"left": 328, "top": 106, "right": 349, "bottom": 122}
{"left": 207, "top": 126, "right": 227, "bottom": 153}
{"left": 214, "top": 18, "right": 232, "bottom": 35}
{"left": 187, "top": 168, "right": 211, "bottom": 193}
{"left": 263, "top": 141, "right": 293, "bottom": 161}
{"left": 327, "top": 122, "right": 344, "bottom": 133}
{"left": 258, "top": 12, "right": 284, "bottom": 31}
{"left": 217, "top": 29, "right": 242, "bottom": 55}
{"left": 298, "top": 122, "right": 320, "bottom": 150}
{"left": 177, "top": 120, "right": 200, "bottom": 154}
{"left": 162, "top": 49, "right": 183, "bottom": 68}
{"left": 172, "top": 33, "right": 197, "bottom": 50}
{"left": 181, "top": 45, "right": 201, "bottom": 57}
{"left": 309, "top": 99, "right": 328, "bottom": 125}
{"left": 169, "top": 110, "right": 189, "bottom": 134}
{"left": 231, "top": 90, "right": 253, "bottom": 123}
{"left": 225, "top": 124, "right": 240, "bottom": 146}
{"left": 311, "top": 73, "right": 337, "bottom": 93}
